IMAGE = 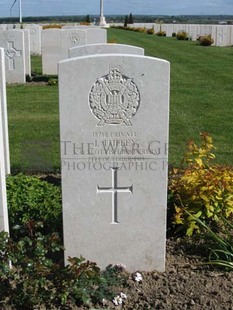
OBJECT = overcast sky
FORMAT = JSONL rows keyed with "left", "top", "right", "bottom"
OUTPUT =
{"left": 1, "top": 0, "right": 233, "bottom": 18}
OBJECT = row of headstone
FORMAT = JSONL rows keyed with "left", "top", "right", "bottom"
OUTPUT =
{"left": 59, "top": 42, "right": 169, "bottom": 272}
{"left": 0, "top": 24, "right": 42, "bottom": 55}
{"left": 42, "top": 28, "right": 107, "bottom": 74}
{"left": 117, "top": 23, "right": 233, "bottom": 46}
{"left": 0, "top": 48, "right": 9, "bottom": 233}
{"left": 69, "top": 43, "right": 144, "bottom": 58}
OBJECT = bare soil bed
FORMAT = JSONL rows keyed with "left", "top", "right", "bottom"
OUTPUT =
{"left": 82, "top": 237, "right": 233, "bottom": 310}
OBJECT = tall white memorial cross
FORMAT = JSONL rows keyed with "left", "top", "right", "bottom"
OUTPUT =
{"left": 99, "top": 0, "right": 107, "bottom": 26}
{"left": 97, "top": 167, "right": 133, "bottom": 224}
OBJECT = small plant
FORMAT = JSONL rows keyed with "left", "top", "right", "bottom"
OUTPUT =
{"left": 42, "top": 24, "right": 62, "bottom": 29}
{"left": 0, "top": 230, "right": 121, "bottom": 308}
{"left": 188, "top": 212, "right": 233, "bottom": 270}
{"left": 169, "top": 132, "right": 233, "bottom": 236}
{"left": 156, "top": 31, "right": 166, "bottom": 36}
{"left": 146, "top": 27, "right": 154, "bottom": 35}
{"left": 198, "top": 34, "right": 214, "bottom": 46}
{"left": 134, "top": 27, "right": 146, "bottom": 33}
{"left": 176, "top": 31, "right": 188, "bottom": 40}
{"left": 108, "top": 38, "right": 117, "bottom": 43}
{"left": 80, "top": 21, "right": 91, "bottom": 26}
{"left": 48, "top": 77, "right": 58, "bottom": 86}
{"left": 172, "top": 32, "right": 176, "bottom": 37}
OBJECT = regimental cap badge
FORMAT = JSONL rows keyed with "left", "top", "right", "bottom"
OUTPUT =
{"left": 89, "top": 67, "right": 140, "bottom": 126}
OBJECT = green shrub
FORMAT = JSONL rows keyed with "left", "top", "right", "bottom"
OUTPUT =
{"left": 132, "top": 27, "right": 144, "bottom": 32}
{"left": 48, "top": 77, "right": 58, "bottom": 86}
{"left": 176, "top": 30, "right": 188, "bottom": 40}
{"left": 169, "top": 132, "right": 233, "bottom": 236}
{"left": 0, "top": 230, "right": 124, "bottom": 308}
{"left": 6, "top": 174, "right": 62, "bottom": 238}
{"left": 172, "top": 32, "right": 176, "bottom": 37}
{"left": 42, "top": 24, "right": 62, "bottom": 29}
{"left": 198, "top": 34, "right": 214, "bottom": 46}
{"left": 156, "top": 31, "right": 166, "bottom": 36}
{"left": 146, "top": 28, "right": 154, "bottom": 35}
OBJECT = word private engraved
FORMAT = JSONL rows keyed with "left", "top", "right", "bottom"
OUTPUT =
{"left": 89, "top": 67, "right": 140, "bottom": 126}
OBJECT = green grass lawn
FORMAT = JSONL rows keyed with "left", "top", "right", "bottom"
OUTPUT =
{"left": 7, "top": 83, "right": 59, "bottom": 172}
{"left": 108, "top": 29, "right": 233, "bottom": 166}
{"left": 6, "top": 29, "right": 233, "bottom": 172}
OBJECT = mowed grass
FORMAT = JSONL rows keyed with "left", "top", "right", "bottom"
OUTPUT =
{"left": 6, "top": 29, "right": 233, "bottom": 172}
{"left": 108, "top": 29, "right": 233, "bottom": 165}
{"left": 7, "top": 82, "right": 60, "bottom": 172}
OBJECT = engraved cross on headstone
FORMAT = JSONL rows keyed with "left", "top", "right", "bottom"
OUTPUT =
{"left": 5, "top": 41, "right": 21, "bottom": 70}
{"left": 97, "top": 167, "right": 133, "bottom": 224}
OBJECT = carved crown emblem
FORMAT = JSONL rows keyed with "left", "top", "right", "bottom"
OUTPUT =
{"left": 89, "top": 68, "right": 140, "bottom": 126}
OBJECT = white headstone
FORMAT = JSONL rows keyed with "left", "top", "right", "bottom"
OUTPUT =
{"left": 0, "top": 25, "right": 7, "bottom": 31}
{"left": 0, "top": 48, "right": 9, "bottom": 232}
{"left": 163, "top": 24, "right": 173, "bottom": 37}
{"left": 0, "top": 30, "right": 26, "bottom": 84}
{"left": 24, "top": 24, "right": 42, "bottom": 55}
{"left": 42, "top": 29, "right": 87, "bottom": 75}
{"left": 188, "top": 24, "right": 198, "bottom": 40}
{"left": 200, "top": 25, "right": 212, "bottom": 36}
{"left": 86, "top": 28, "right": 107, "bottom": 44}
{"left": 42, "top": 29, "right": 61, "bottom": 75}
{"left": 22, "top": 29, "right": 31, "bottom": 76}
{"left": 60, "top": 29, "right": 87, "bottom": 60}
{"left": 0, "top": 48, "right": 10, "bottom": 175}
{"left": 69, "top": 43, "right": 144, "bottom": 58}
{"left": 231, "top": 25, "right": 233, "bottom": 46}
{"left": 215, "top": 26, "right": 231, "bottom": 47}
{"left": 59, "top": 54, "right": 170, "bottom": 272}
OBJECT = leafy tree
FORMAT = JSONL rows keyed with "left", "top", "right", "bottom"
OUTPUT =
{"left": 85, "top": 14, "right": 90, "bottom": 23}
{"left": 124, "top": 15, "right": 128, "bottom": 27}
{"left": 128, "top": 13, "right": 134, "bottom": 24}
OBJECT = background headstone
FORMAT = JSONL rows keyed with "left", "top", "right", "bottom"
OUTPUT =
{"left": 215, "top": 25, "right": 231, "bottom": 46}
{"left": 24, "top": 24, "right": 42, "bottom": 55}
{"left": 60, "top": 29, "right": 87, "bottom": 60}
{"left": 59, "top": 54, "right": 170, "bottom": 272}
{"left": 86, "top": 28, "right": 107, "bottom": 44}
{"left": 42, "top": 29, "right": 61, "bottom": 75}
{"left": 0, "top": 30, "right": 26, "bottom": 84}
{"left": 22, "top": 29, "right": 31, "bottom": 76}
{"left": 42, "top": 29, "right": 87, "bottom": 75}
{"left": 69, "top": 43, "right": 144, "bottom": 58}
{"left": 0, "top": 48, "right": 9, "bottom": 232}
{"left": 0, "top": 48, "right": 10, "bottom": 175}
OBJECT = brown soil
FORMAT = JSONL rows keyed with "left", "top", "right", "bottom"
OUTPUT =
{"left": 85, "top": 237, "right": 233, "bottom": 310}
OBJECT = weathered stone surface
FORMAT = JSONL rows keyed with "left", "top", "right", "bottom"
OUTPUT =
{"left": 0, "top": 47, "right": 9, "bottom": 232}
{"left": 0, "top": 30, "right": 26, "bottom": 84}
{"left": 69, "top": 43, "right": 144, "bottom": 58}
{"left": 59, "top": 54, "right": 170, "bottom": 272}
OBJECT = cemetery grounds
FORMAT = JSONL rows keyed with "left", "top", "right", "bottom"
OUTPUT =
{"left": 3, "top": 28, "right": 233, "bottom": 309}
